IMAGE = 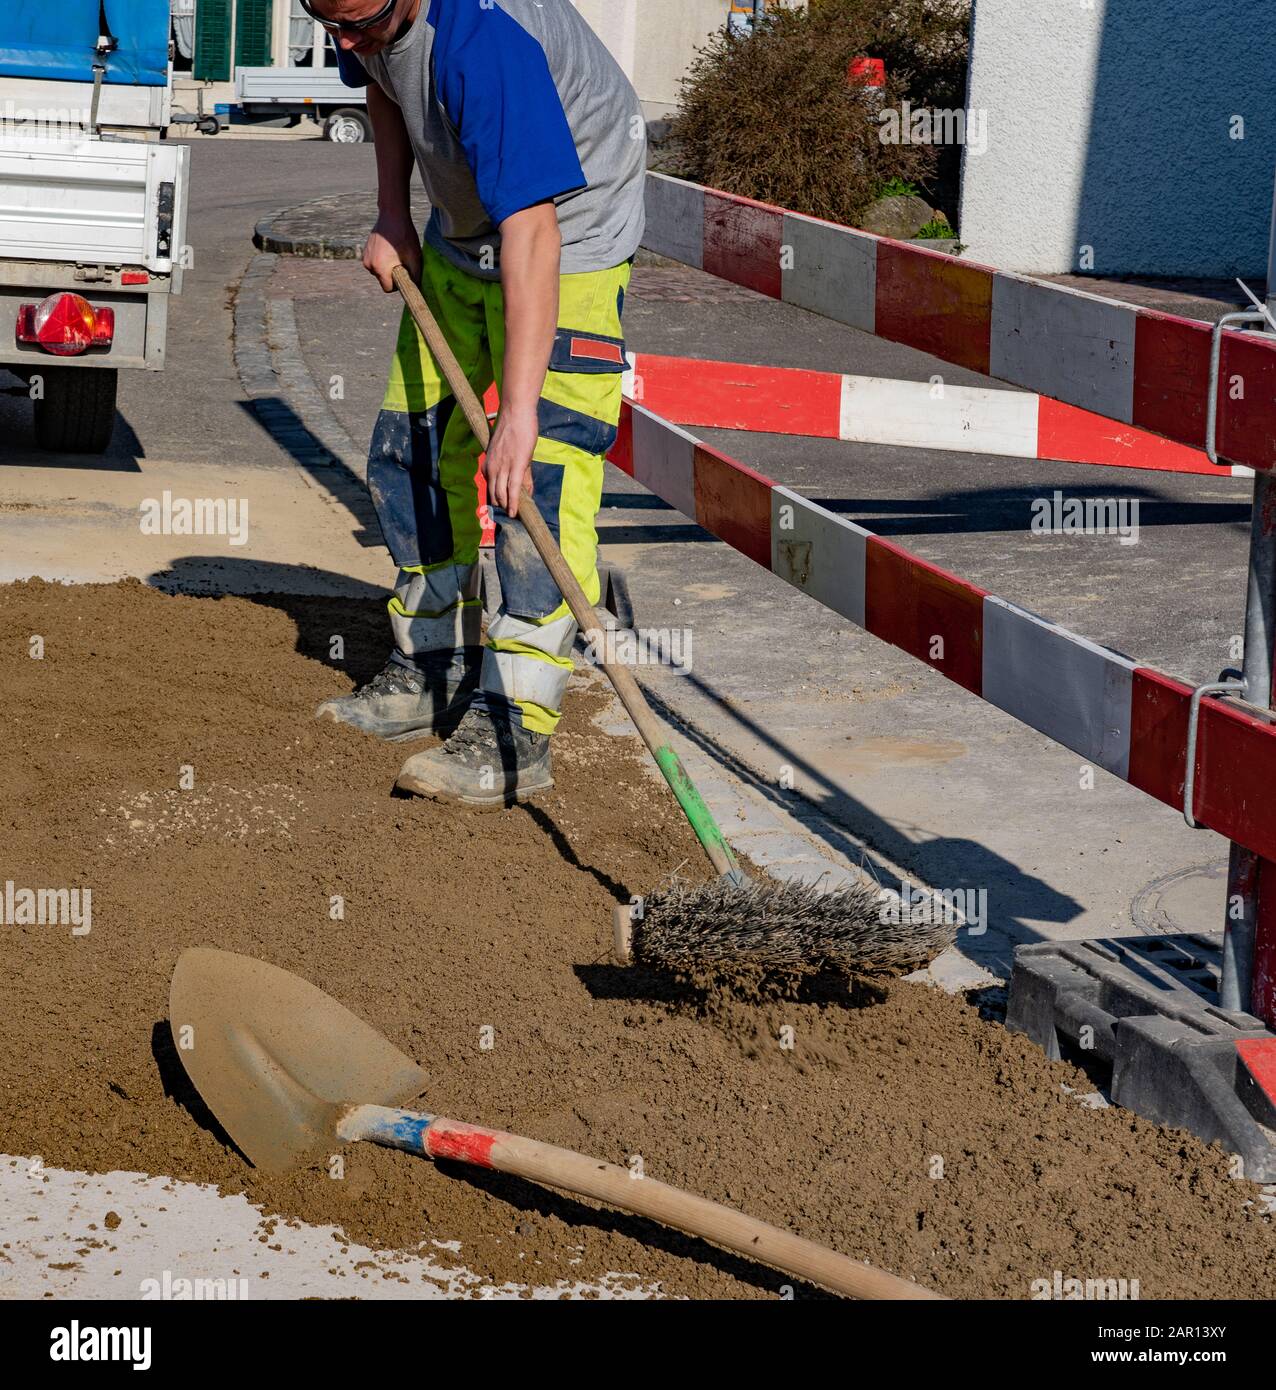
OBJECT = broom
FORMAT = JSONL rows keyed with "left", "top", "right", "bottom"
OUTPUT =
{"left": 391, "top": 266, "right": 953, "bottom": 977}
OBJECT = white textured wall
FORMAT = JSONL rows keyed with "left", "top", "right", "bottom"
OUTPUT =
{"left": 572, "top": 0, "right": 732, "bottom": 118}
{"left": 959, "top": 0, "right": 1274, "bottom": 277}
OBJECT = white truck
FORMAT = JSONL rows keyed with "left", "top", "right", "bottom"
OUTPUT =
{"left": 234, "top": 65, "right": 371, "bottom": 143}
{"left": 0, "top": 0, "right": 190, "bottom": 454}
{"left": 231, "top": 14, "right": 370, "bottom": 145}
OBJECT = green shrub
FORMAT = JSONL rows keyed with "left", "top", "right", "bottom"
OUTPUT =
{"left": 670, "top": 0, "right": 971, "bottom": 227}
{"left": 877, "top": 176, "right": 922, "bottom": 199}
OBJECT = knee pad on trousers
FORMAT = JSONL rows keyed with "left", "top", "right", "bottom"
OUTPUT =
{"left": 481, "top": 610, "right": 577, "bottom": 713}
{"left": 390, "top": 564, "right": 481, "bottom": 663}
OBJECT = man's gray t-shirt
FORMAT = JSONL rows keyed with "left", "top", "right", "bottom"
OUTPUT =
{"left": 342, "top": 0, "right": 646, "bottom": 280}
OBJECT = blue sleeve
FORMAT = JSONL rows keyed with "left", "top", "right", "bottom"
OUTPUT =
{"left": 334, "top": 43, "right": 370, "bottom": 89}
{"left": 427, "top": 0, "right": 587, "bottom": 227}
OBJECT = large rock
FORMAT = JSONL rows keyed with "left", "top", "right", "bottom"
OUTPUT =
{"left": 859, "top": 194, "right": 940, "bottom": 240}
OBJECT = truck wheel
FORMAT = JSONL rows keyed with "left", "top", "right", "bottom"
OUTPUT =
{"left": 325, "top": 108, "right": 372, "bottom": 144}
{"left": 32, "top": 367, "right": 118, "bottom": 455}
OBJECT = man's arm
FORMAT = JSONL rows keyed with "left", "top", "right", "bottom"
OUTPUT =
{"left": 426, "top": 5, "right": 587, "bottom": 517}
{"left": 363, "top": 81, "right": 421, "bottom": 292}
{"left": 484, "top": 202, "right": 561, "bottom": 518}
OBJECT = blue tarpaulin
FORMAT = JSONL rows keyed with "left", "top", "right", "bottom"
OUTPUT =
{"left": 0, "top": 1, "right": 170, "bottom": 86}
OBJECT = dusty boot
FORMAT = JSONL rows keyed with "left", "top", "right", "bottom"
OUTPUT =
{"left": 315, "top": 652, "right": 480, "bottom": 742}
{"left": 395, "top": 704, "right": 552, "bottom": 806}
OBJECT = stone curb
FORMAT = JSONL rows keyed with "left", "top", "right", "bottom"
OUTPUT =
{"left": 253, "top": 191, "right": 385, "bottom": 261}
{"left": 253, "top": 218, "right": 367, "bottom": 260}
{"left": 232, "top": 250, "right": 381, "bottom": 541}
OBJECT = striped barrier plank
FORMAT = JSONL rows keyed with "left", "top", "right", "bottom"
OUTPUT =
{"left": 607, "top": 400, "right": 1276, "bottom": 871}
{"left": 623, "top": 353, "right": 1245, "bottom": 477}
{"left": 641, "top": 172, "right": 1276, "bottom": 475}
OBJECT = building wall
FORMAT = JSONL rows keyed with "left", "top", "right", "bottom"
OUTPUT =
{"left": 959, "top": 0, "right": 1273, "bottom": 277}
{"left": 572, "top": 0, "right": 732, "bottom": 119}
{"left": 251, "top": 1, "right": 750, "bottom": 115}
{"left": 271, "top": 0, "right": 291, "bottom": 68}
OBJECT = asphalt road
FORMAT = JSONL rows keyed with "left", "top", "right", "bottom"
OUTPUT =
{"left": 0, "top": 136, "right": 379, "bottom": 468}
{"left": 0, "top": 137, "right": 393, "bottom": 596}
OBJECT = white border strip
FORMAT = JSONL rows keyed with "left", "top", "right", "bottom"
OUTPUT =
{"left": 982, "top": 596, "right": 1137, "bottom": 778}
{"left": 630, "top": 403, "right": 698, "bottom": 522}
{"left": 643, "top": 173, "right": 705, "bottom": 272}
{"left": 780, "top": 210, "right": 877, "bottom": 334}
{"left": 839, "top": 375, "right": 1040, "bottom": 455}
{"left": 770, "top": 485, "right": 870, "bottom": 628}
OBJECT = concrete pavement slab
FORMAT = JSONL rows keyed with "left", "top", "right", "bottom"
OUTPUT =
{"left": 0, "top": 1156, "right": 657, "bottom": 1300}
{"left": 0, "top": 456, "right": 393, "bottom": 594}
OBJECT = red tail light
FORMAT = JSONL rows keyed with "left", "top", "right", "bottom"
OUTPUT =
{"left": 15, "top": 293, "right": 115, "bottom": 356}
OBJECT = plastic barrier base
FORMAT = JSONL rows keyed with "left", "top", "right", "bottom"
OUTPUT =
{"left": 1007, "top": 933, "right": 1276, "bottom": 1181}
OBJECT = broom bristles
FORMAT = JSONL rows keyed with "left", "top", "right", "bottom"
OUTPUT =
{"left": 632, "top": 876, "right": 955, "bottom": 975}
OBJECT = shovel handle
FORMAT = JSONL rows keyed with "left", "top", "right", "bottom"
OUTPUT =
{"left": 390, "top": 264, "right": 743, "bottom": 885}
{"left": 339, "top": 1104, "right": 943, "bottom": 1300}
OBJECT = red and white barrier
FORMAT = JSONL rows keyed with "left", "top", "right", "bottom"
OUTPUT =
{"left": 625, "top": 353, "right": 1247, "bottom": 477}
{"left": 642, "top": 173, "right": 1276, "bottom": 475}
{"left": 607, "top": 399, "right": 1276, "bottom": 963}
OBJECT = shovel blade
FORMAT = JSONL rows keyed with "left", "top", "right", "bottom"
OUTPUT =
{"left": 169, "top": 948, "right": 428, "bottom": 1174}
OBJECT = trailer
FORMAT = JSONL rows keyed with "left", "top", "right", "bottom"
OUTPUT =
{"left": 234, "top": 65, "right": 371, "bottom": 143}
{"left": 0, "top": 0, "right": 190, "bottom": 454}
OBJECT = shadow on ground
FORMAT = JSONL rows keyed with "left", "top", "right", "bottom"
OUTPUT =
{"left": 146, "top": 556, "right": 389, "bottom": 686}
{"left": 0, "top": 368, "right": 145, "bottom": 470}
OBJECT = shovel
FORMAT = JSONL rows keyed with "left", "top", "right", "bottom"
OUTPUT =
{"left": 169, "top": 947, "right": 943, "bottom": 1300}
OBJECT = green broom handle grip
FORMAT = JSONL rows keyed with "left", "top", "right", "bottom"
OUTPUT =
{"left": 392, "top": 265, "right": 741, "bottom": 883}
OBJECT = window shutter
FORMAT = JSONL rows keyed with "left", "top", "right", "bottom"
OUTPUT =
{"left": 194, "top": 0, "right": 232, "bottom": 82}
{"left": 234, "top": 0, "right": 274, "bottom": 68}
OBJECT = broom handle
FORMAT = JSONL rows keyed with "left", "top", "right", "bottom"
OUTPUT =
{"left": 341, "top": 1105, "right": 944, "bottom": 1300}
{"left": 392, "top": 265, "right": 743, "bottom": 885}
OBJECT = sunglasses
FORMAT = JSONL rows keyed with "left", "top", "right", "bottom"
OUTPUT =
{"left": 300, "top": 0, "right": 398, "bottom": 34}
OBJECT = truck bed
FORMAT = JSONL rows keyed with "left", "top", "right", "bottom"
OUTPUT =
{"left": 235, "top": 67, "right": 363, "bottom": 108}
{"left": 0, "top": 136, "right": 189, "bottom": 279}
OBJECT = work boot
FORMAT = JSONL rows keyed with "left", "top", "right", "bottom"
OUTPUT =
{"left": 315, "top": 652, "right": 479, "bottom": 742}
{"left": 395, "top": 703, "right": 553, "bottom": 806}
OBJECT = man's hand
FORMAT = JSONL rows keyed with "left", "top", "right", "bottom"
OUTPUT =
{"left": 492, "top": 202, "right": 561, "bottom": 519}
{"left": 364, "top": 208, "right": 421, "bottom": 292}
{"left": 484, "top": 404, "right": 539, "bottom": 518}
{"left": 364, "top": 79, "right": 419, "bottom": 292}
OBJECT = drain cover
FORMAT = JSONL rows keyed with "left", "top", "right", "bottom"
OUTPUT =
{"left": 1131, "top": 860, "right": 1228, "bottom": 935}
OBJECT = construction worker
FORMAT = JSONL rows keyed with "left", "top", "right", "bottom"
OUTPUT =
{"left": 310, "top": 0, "right": 645, "bottom": 805}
